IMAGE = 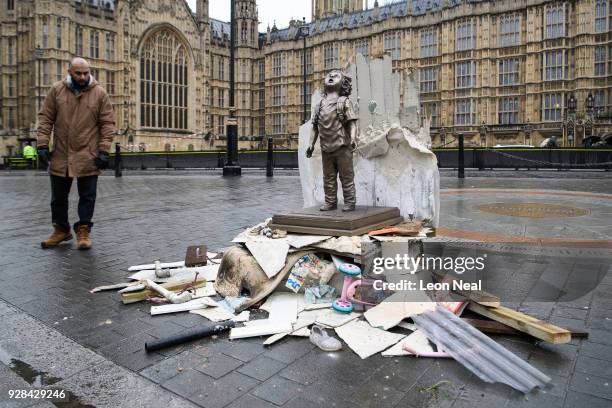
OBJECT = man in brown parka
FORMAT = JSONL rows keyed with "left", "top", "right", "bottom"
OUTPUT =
{"left": 37, "top": 57, "right": 115, "bottom": 250}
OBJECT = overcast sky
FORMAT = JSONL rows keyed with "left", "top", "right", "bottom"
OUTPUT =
{"left": 186, "top": 0, "right": 391, "bottom": 31}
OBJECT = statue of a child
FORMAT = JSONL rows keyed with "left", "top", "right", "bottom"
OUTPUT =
{"left": 306, "top": 70, "right": 359, "bottom": 212}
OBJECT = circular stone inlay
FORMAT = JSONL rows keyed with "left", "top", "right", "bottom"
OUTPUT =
{"left": 477, "top": 202, "right": 589, "bottom": 218}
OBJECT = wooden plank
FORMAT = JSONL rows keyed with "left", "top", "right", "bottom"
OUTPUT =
{"left": 272, "top": 206, "right": 400, "bottom": 230}
{"left": 185, "top": 245, "right": 207, "bottom": 267}
{"left": 467, "top": 303, "right": 571, "bottom": 344}
{"left": 462, "top": 318, "right": 589, "bottom": 339}
{"left": 270, "top": 216, "right": 403, "bottom": 237}
{"left": 121, "top": 279, "right": 206, "bottom": 304}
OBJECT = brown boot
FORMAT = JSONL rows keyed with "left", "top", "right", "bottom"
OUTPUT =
{"left": 75, "top": 225, "right": 92, "bottom": 250}
{"left": 41, "top": 224, "right": 73, "bottom": 248}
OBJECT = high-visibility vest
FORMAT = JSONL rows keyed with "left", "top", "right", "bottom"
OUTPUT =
{"left": 23, "top": 145, "right": 37, "bottom": 159}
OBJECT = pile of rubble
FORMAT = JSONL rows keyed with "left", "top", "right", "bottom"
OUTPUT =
{"left": 91, "top": 217, "right": 583, "bottom": 395}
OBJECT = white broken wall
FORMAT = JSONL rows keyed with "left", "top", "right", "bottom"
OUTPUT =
{"left": 299, "top": 54, "right": 440, "bottom": 227}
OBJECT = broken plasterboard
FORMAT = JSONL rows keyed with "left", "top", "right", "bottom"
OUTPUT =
{"left": 245, "top": 240, "right": 290, "bottom": 279}
{"left": 290, "top": 327, "right": 310, "bottom": 337}
{"left": 303, "top": 303, "right": 332, "bottom": 311}
{"left": 286, "top": 234, "right": 331, "bottom": 249}
{"left": 150, "top": 297, "right": 218, "bottom": 316}
{"left": 364, "top": 293, "right": 437, "bottom": 330}
{"left": 381, "top": 330, "right": 434, "bottom": 357}
{"left": 335, "top": 320, "right": 406, "bottom": 359}
{"left": 230, "top": 320, "right": 293, "bottom": 340}
{"left": 260, "top": 292, "right": 299, "bottom": 324}
{"left": 190, "top": 308, "right": 250, "bottom": 323}
{"left": 315, "top": 310, "right": 361, "bottom": 328}
{"left": 312, "top": 236, "right": 362, "bottom": 256}
{"left": 262, "top": 309, "right": 327, "bottom": 346}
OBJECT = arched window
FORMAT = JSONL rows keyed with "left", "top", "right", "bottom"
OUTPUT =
{"left": 164, "top": 143, "right": 171, "bottom": 151}
{"left": 140, "top": 28, "right": 189, "bottom": 130}
{"left": 188, "top": 144, "right": 194, "bottom": 151}
{"left": 241, "top": 21, "right": 248, "bottom": 42}
{"left": 42, "top": 17, "right": 49, "bottom": 47}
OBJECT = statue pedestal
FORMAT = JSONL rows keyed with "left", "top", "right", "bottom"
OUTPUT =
{"left": 270, "top": 206, "right": 402, "bottom": 236}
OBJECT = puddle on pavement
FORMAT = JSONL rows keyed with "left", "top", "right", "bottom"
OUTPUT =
{"left": 0, "top": 346, "right": 96, "bottom": 407}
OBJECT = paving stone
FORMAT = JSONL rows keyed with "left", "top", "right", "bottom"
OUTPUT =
{"left": 346, "top": 379, "right": 405, "bottom": 408}
{"left": 221, "top": 338, "right": 267, "bottom": 362}
{"left": 574, "top": 355, "right": 612, "bottom": 378}
{"left": 505, "top": 391, "right": 564, "bottom": 408}
{"left": 237, "top": 355, "right": 287, "bottom": 381}
{"left": 161, "top": 368, "right": 215, "bottom": 397}
{"left": 568, "top": 372, "right": 612, "bottom": 400}
{"left": 193, "top": 353, "right": 244, "bottom": 379}
{"left": 188, "top": 372, "right": 259, "bottom": 408}
{"left": 227, "top": 393, "right": 278, "bottom": 408}
{"left": 263, "top": 338, "right": 315, "bottom": 364}
{"left": 579, "top": 342, "right": 612, "bottom": 362}
{"left": 564, "top": 390, "right": 612, "bottom": 408}
{"left": 251, "top": 375, "right": 305, "bottom": 406}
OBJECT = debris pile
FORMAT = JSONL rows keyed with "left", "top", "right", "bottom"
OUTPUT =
{"left": 91, "top": 218, "right": 584, "bottom": 395}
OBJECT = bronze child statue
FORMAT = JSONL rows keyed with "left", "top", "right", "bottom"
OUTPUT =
{"left": 306, "top": 70, "right": 359, "bottom": 212}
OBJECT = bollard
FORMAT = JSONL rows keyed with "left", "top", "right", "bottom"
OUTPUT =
{"left": 458, "top": 134, "right": 465, "bottom": 179}
{"left": 114, "top": 143, "right": 122, "bottom": 178}
{"left": 266, "top": 137, "right": 274, "bottom": 177}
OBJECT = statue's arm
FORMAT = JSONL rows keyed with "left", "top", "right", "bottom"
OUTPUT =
{"left": 306, "top": 125, "right": 318, "bottom": 158}
{"left": 347, "top": 120, "right": 358, "bottom": 150}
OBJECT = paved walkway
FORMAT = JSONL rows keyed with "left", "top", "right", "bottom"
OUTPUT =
{"left": 0, "top": 170, "right": 610, "bottom": 408}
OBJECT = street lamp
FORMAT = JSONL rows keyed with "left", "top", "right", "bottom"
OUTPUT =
{"left": 586, "top": 92, "right": 594, "bottom": 118}
{"left": 223, "top": 0, "right": 241, "bottom": 176}
{"left": 297, "top": 17, "right": 310, "bottom": 124}
{"left": 568, "top": 94, "right": 577, "bottom": 116}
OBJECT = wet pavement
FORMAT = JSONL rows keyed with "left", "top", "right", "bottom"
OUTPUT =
{"left": 0, "top": 169, "right": 611, "bottom": 408}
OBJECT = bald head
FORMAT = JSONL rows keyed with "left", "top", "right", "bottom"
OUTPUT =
{"left": 68, "top": 57, "right": 91, "bottom": 87}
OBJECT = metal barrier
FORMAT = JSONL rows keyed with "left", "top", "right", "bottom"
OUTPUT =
{"left": 103, "top": 147, "right": 612, "bottom": 171}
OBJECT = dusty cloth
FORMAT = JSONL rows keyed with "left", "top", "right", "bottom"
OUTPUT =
{"left": 313, "top": 96, "right": 358, "bottom": 153}
{"left": 322, "top": 146, "right": 356, "bottom": 206}
{"left": 214, "top": 246, "right": 310, "bottom": 312}
{"left": 37, "top": 75, "right": 116, "bottom": 178}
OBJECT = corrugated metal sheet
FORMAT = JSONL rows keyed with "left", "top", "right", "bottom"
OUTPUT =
{"left": 412, "top": 306, "right": 551, "bottom": 393}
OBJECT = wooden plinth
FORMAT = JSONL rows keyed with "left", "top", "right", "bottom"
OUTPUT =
{"left": 270, "top": 206, "right": 403, "bottom": 236}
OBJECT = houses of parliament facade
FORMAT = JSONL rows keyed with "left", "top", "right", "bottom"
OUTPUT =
{"left": 0, "top": 0, "right": 610, "bottom": 155}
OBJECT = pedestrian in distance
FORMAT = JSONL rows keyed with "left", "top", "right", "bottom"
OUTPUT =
{"left": 37, "top": 57, "right": 116, "bottom": 250}
{"left": 22, "top": 141, "right": 37, "bottom": 169}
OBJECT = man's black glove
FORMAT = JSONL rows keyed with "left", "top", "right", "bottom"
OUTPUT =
{"left": 37, "top": 147, "right": 51, "bottom": 167}
{"left": 94, "top": 151, "right": 109, "bottom": 170}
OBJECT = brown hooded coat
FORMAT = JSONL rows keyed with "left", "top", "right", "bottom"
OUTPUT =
{"left": 37, "top": 76, "right": 115, "bottom": 178}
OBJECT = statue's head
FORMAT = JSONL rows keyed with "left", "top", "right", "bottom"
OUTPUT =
{"left": 323, "top": 70, "right": 352, "bottom": 97}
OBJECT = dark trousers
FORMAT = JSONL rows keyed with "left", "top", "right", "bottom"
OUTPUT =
{"left": 50, "top": 175, "right": 98, "bottom": 231}
{"left": 321, "top": 146, "right": 356, "bottom": 206}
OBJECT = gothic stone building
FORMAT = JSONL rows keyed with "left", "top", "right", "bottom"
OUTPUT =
{"left": 0, "top": 0, "right": 611, "bottom": 156}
